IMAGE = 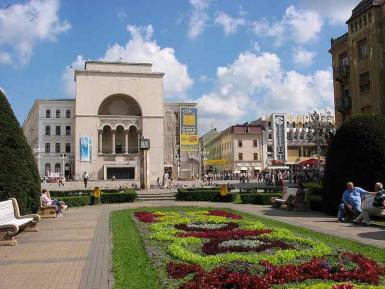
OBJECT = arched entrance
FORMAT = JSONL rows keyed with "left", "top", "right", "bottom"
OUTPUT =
{"left": 97, "top": 94, "right": 142, "bottom": 180}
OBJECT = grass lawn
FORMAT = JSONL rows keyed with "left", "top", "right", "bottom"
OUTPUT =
{"left": 111, "top": 206, "right": 385, "bottom": 289}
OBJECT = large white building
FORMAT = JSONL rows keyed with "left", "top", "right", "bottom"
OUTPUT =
{"left": 23, "top": 61, "right": 198, "bottom": 187}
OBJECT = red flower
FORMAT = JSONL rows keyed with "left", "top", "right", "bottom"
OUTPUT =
{"left": 207, "top": 210, "right": 243, "bottom": 220}
{"left": 167, "top": 262, "right": 203, "bottom": 279}
{"left": 134, "top": 211, "right": 162, "bottom": 223}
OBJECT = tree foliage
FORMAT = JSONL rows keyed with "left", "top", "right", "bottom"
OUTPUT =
{"left": 323, "top": 115, "right": 385, "bottom": 214}
{"left": 0, "top": 90, "right": 40, "bottom": 213}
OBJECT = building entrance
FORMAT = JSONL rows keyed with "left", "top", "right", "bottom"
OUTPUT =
{"left": 106, "top": 167, "right": 135, "bottom": 179}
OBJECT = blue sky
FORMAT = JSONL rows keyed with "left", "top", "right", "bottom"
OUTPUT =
{"left": 0, "top": 0, "right": 360, "bottom": 133}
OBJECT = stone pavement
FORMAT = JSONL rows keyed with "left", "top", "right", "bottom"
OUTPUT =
{"left": 0, "top": 201, "right": 384, "bottom": 289}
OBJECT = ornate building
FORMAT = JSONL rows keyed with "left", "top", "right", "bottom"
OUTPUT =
{"left": 329, "top": 0, "right": 385, "bottom": 127}
{"left": 23, "top": 61, "right": 198, "bottom": 186}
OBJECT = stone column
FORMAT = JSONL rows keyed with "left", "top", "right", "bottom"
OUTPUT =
{"left": 125, "top": 130, "right": 129, "bottom": 154}
{"left": 112, "top": 130, "right": 116, "bottom": 154}
{"left": 98, "top": 130, "right": 103, "bottom": 154}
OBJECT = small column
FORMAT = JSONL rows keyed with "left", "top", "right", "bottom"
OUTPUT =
{"left": 98, "top": 130, "right": 103, "bottom": 154}
{"left": 125, "top": 130, "right": 129, "bottom": 154}
{"left": 112, "top": 130, "right": 116, "bottom": 154}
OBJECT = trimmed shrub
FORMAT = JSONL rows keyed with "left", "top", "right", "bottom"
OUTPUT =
{"left": 239, "top": 186, "right": 281, "bottom": 194}
{"left": 0, "top": 90, "right": 40, "bottom": 213}
{"left": 240, "top": 193, "right": 281, "bottom": 205}
{"left": 323, "top": 116, "right": 385, "bottom": 214}
{"left": 100, "top": 190, "right": 137, "bottom": 203}
{"left": 175, "top": 188, "right": 235, "bottom": 202}
{"left": 50, "top": 188, "right": 130, "bottom": 197}
{"left": 60, "top": 195, "right": 91, "bottom": 207}
{"left": 303, "top": 183, "right": 323, "bottom": 211}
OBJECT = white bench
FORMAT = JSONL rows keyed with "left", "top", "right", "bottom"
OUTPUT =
{"left": 0, "top": 198, "right": 41, "bottom": 246}
{"left": 271, "top": 187, "right": 298, "bottom": 208}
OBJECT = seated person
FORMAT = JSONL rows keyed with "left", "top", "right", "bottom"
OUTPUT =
{"left": 286, "top": 183, "right": 306, "bottom": 210}
{"left": 337, "top": 182, "right": 375, "bottom": 222}
{"left": 41, "top": 189, "right": 67, "bottom": 217}
{"left": 354, "top": 182, "right": 385, "bottom": 225}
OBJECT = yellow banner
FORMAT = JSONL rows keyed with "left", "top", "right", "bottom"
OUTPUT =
{"left": 205, "top": 159, "right": 229, "bottom": 165}
{"left": 180, "top": 134, "right": 198, "bottom": 145}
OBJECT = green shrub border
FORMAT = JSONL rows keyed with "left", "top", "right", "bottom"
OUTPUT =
{"left": 240, "top": 193, "right": 282, "bottom": 205}
{"left": 175, "top": 188, "right": 235, "bottom": 202}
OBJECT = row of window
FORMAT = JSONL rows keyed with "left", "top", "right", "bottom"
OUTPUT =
{"left": 44, "top": 143, "right": 71, "bottom": 153}
{"left": 45, "top": 125, "right": 71, "bottom": 136}
{"left": 350, "top": 12, "right": 372, "bottom": 33}
{"left": 44, "top": 163, "right": 69, "bottom": 174}
{"left": 45, "top": 109, "right": 71, "bottom": 119}
{"left": 338, "top": 38, "right": 368, "bottom": 68}
{"left": 238, "top": 153, "right": 258, "bottom": 161}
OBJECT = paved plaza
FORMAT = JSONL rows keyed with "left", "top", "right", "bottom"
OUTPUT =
{"left": 0, "top": 200, "right": 384, "bottom": 289}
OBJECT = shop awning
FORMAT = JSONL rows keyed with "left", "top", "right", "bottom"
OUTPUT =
{"left": 240, "top": 167, "right": 248, "bottom": 171}
{"left": 267, "top": 166, "right": 290, "bottom": 170}
{"left": 297, "top": 158, "right": 324, "bottom": 166}
{"left": 254, "top": 167, "right": 261, "bottom": 170}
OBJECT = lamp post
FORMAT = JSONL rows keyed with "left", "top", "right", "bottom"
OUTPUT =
{"left": 200, "top": 148, "right": 208, "bottom": 177}
{"left": 60, "top": 153, "right": 67, "bottom": 177}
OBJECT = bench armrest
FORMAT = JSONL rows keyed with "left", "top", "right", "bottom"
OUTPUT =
{"left": 19, "top": 214, "right": 41, "bottom": 224}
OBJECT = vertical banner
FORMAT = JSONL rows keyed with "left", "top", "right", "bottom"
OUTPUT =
{"left": 80, "top": 136, "right": 92, "bottom": 162}
{"left": 180, "top": 107, "right": 198, "bottom": 152}
{"left": 273, "top": 114, "right": 287, "bottom": 161}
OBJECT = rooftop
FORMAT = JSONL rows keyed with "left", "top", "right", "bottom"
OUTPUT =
{"left": 347, "top": 0, "right": 384, "bottom": 23}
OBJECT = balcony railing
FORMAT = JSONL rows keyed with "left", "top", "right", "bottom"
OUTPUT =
{"left": 333, "top": 65, "right": 349, "bottom": 81}
{"left": 335, "top": 96, "right": 352, "bottom": 113}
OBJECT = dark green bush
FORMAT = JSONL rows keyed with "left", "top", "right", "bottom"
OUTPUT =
{"left": 50, "top": 188, "right": 130, "bottom": 197}
{"left": 323, "top": 116, "right": 385, "bottom": 214}
{"left": 0, "top": 90, "right": 41, "bottom": 213}
{"left": 303, "top": 183, "right": 323, "bottom": 211}
{"left": 100, "top": 190, "right": 137, "bottom": 203}
{"left": 175, "top": 188, "right": 235, "bottom": 202}
{"left": 240, "top": 186, "right": 281, "bottom": 194}
{"left": 60, "top": 195, "right": 91, "bottom": 207}
{"left": 240, "top": 193, "right": 281, "bottom": 205}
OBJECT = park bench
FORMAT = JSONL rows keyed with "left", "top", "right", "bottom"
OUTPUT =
{"left": 0, "top": 198, "right": 41, "bottom": 246}
{"left": 271, "top": 187, "right": 298, "bottom": 208}
{"left": 37, "top": 196, "right": 57, "bottom": 218}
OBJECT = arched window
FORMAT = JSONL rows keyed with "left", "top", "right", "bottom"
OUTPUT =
{"left": 55, "top": 163, "right": 61, "bottom": 173}
{"left": 44, "top": 163, "right": 51, "bottom": 176}
{"left": 98, "top": 94, "right": 142, "bottom": 116}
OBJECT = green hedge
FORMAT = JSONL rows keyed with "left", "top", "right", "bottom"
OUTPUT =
{"left": 175, "top": 189, "right": 235, "bottom": 202}
{"left": 240, "top": 193, "right": 282, "bottom": 205}
{"left": 100, "top": 191, "right": 137, "bottom": 203}
{"left": 50, "top": 188, "right": 131, "bottom": 197}
{"left": 60, "top": 195, "right": 91, "bottom": 207}
{"left": 303, "top": 183, "right": 323, "bottom": 211}
{"left": 239, "top": 186, "right": 281, "bottom": 194}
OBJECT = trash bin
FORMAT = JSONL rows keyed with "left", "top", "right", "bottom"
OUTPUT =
{"left": 94, "top": 186, "right": 101, "bottom": 204}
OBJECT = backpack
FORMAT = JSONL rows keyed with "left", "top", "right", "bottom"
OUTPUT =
{"left": 373, "top": 189, "right": 385, "bottom": 208}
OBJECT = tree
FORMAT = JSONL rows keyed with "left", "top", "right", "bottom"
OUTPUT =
{"left": 0, "top": 90, "right": 41, "bottom": 213}
{"left": 323, "top": 115, "right": 385, "bottom": 214}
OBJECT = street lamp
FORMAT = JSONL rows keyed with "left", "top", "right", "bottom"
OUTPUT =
{"left": 200, "top": 148, "right": 209, "bottom": 177}
{"left": 60, "top": 153, "right": 67, "bottom": 177}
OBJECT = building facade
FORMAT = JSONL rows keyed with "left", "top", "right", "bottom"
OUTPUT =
{"left": 202, "top": 124, "right": 264, "bottom": 174}
{"left": 330, "top": 0, "right": 385, "bottom": 127}
{"left": 23, "top": 100, "right": 75, "bottom": 178}
{"left": 23, "top": 61, "right": 198, "bottom": 185}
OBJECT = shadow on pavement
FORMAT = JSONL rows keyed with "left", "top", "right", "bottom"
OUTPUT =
{"left": 357, "top": 231, "right": 385, "bottom": 241}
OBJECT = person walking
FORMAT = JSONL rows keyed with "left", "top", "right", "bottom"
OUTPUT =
{"left": 83, "top": 171, "right": 89, "bottom": 188}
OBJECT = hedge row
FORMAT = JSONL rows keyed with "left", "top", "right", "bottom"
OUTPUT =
{"left": 50, "top": 188, "right": 136, "bottom": 197}
{"left": 303, "top": 182, "right": 323, "bottom": 211}
{"left": 239, "top": 186, "right": 281, "bottom": 194}
{"left": 175, "top": 189, "right": 235, "bottom": 202}
{"left": 57, "top": 190, "right": 137, "bottom": 207}
{"left": 240, "top": 193, "right": 282, "bottom": 205}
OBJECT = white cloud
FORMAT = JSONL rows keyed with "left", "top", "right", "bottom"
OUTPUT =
{"left": 298, "top": 0, "right": 360, "bottom": 25}
{"left": 62, "top": 55, "right": 86, "bottom": 97}
{"left": 0, "top": 51, "right": 11, "bottom": 64}
{"left": 116, "top": 8, "right": 127, "bottom": 22}
{"left": 215, "top": 11, "right": 246, "bottom": 35}
{"left": 197, "top": 51, "right": 333, "bottom": 133}
{"left": 0, "top": 0, "right": 70, "bottom": 66}
{"left": 252, "top": 6, "right": 322, "bottom": 45}
{"left": 188, "top": 0, "right": 210, "bottom": 39}
{"left": 293, "top": 47, "right": 316, "bottom": 67}
{"left": 62, "top": 25, "right": 193, "bottom": 98}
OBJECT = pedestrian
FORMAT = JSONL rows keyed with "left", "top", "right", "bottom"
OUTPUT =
{"left": 83, "top": 171, "right": 89, "bottom": 188}
{"left": 58, "top": 174, "right": 64, "bottom": 187}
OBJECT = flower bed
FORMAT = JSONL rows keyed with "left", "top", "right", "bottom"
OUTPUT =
{"left": 132, "top": 209, "right": 385, "bottom": 289}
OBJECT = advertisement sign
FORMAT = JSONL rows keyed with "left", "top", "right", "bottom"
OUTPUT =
{"left": 273, "top": 114, "right": 287, "bottom": 162}
{"left": 80, "top": 136, "right": 92, "bottom": 162}
{"left": 180, "top": 107, "right": 198, "bottom": 152}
